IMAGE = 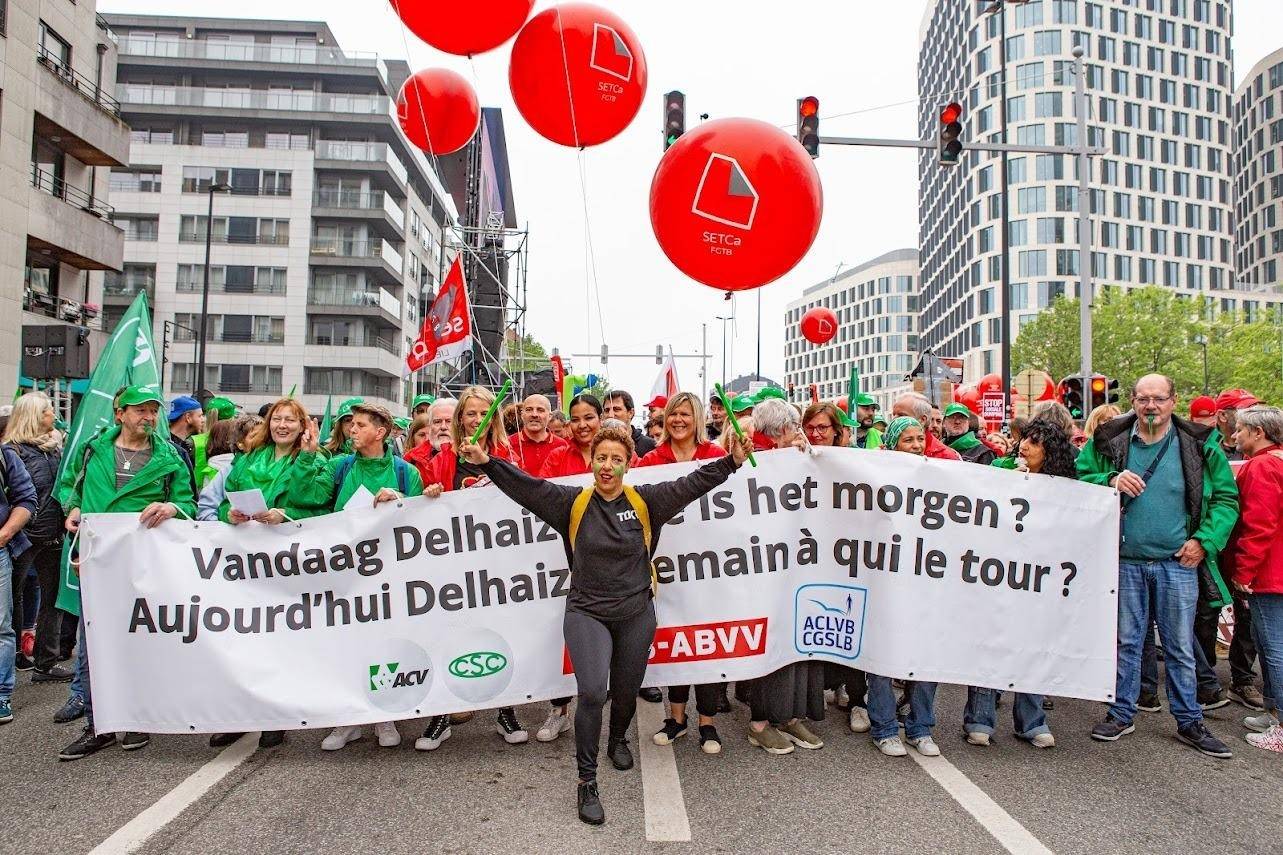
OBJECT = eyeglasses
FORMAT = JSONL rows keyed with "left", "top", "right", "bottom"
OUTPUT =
{"left": 1133, "top": 396, "right": 1173, "bottom": 406}
{"left": 804, "top": 423, "right": 835, "bottom": 435}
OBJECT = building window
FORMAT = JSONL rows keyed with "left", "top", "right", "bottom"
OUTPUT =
{"left": 37, "top": 20, "right": 71, "bottom": 71}
{"left": 109, "top": 168, "right": 162, "bottom": 193}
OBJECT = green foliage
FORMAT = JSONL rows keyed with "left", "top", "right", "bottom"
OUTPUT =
{"left": 1012, "top": 285, "right": 1283, "bottom": 406}
{"left": 503, "top": 334, "right": 551, "bottom": 373}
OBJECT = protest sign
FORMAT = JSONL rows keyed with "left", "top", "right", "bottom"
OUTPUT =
{"left": 81, "top": 448, "right": 1119, "bottom": 734}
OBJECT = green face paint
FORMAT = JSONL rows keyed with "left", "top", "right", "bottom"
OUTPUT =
{"left": 613, "top": 464, "right": 626, "bottom": 479}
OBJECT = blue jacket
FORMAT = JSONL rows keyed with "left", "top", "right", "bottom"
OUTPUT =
{"left": 0, "top": 445, "right": 39, "bottom": 558}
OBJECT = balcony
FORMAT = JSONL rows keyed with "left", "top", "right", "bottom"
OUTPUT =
{"left": 314, "top": 140, "right": 408, "bottom": 193}
{"left": 173, "top": 329, "right": 285, "bottom": 345}
{"left": 117, "top": 85, "right": 391, "bottom": 118}
{"left": 307, "top": 333, "right": 399, "bottom": 355}
{"left": 33, "top": 47, "right": 130, "bottom": 167}
{"left": 178, "top": 232, "right": 290, "bottom": 246}
{"left": 312, "top": 189, "right": 404, "bottom": 239}
{"left": 309, "top": 237, "right": 403, "bottom": 285}
{"left": 304, "top": 370, "right": 397, "bottom": 401}
{"left": 27, "top": 168, "right": 123, "bottom": 271}
{"left": 116, "top": 37, "right": 388, "bottom": 79}
{"left": 176, "top": 279, "right": 286, "bottom": 296}
{"left": 206, "top": 381, "right": 281, "bottom": 395}
{"left": 23, "top": 288, "right": 102, "bottom": 328}
{"left": 307, "top": 285, "right": 402, "bottom": 327}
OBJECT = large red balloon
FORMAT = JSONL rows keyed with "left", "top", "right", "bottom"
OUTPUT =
{"left": 391, "top": 0, "right": 534, "bottom": 56}
{"left": 954, "top": 385, "right": 981, "bottom": 414}
{"left": 508, "top": 3, "right": 647, "bottom": 147}
{"left": 800, "top": 307, "right": 838, "bottom": 345}
{"left": 976, "top": 373, "right": 1005, "bottom": 395}
{"left": 397, "top": 68, "right": 479, "bottom": 155}
{"left": 650, "top": 118, "right": 823, "bottom": 292}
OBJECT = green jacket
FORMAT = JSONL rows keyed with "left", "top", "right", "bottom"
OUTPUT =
{"left": 193, "top": 433, "right": 212, "bottom": 488}
{"left": 216, "top": 445, "right": 331, "bottom": 523}
{"left": 63, "top": 426, "right": 197, "bottom": 518}
{"left": 292, "top": 445, "right": 424, "bottom": 512}
{"left": 1076, "top": 413, "right": 1240, "bottom": 607}
{"left": 857, "top": 427, "right": 882, "bottom": 450}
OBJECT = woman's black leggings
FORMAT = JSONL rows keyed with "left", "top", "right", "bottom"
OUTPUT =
{"left": 667, "top": 683, "right": 724, "bottom": 718}
{"left": 563, "top": 601, "right": 656, "bottom": 782}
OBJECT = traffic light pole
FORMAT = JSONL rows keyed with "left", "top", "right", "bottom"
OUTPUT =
{"left": 1073, "top": 45, "right": 1093, "bottom": 380}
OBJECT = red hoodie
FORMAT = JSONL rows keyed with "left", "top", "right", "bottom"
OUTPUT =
{"left": 637, "top": 441, "right": 726, "bottom": 467}
{"left": 425, "top": 442, "right": 513, "bottom": 492}
{"left": 1223, "top": 445, "right": 1283, "bottom": 595}
{"left": 508, "top": 430, "right": 567, "bottom": 477}
{"left": 539, "top": 443, "right": 641, "bottom": 478}
{"left": 924, "top": 431, "right": 961, "bottom": 461}
{"left": 403, "top": 442, "right": 437, "bottom": 485}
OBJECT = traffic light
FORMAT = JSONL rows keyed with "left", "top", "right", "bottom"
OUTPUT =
{"left": 1088, "top": 374, "right": 1119, "bottom": 410}
{"left": 1058, "top": 375, "right": 1085, "bottom": 419}
{"left": 663, "top": 90, "right": 685, "bottom": 151}
{"left": 938, "top": 101, "right": 963, "bottom": 166}
{"left": 797, "top": 96, "right": 820, "bottom": 158}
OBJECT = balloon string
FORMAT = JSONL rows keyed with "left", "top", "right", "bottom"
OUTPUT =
{"left": 388, "top": 0, "right": 446, "bottom": 178}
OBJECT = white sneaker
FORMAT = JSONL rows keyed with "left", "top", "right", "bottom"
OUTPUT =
{"left": 321, "top": 725, "right": 363, "bottom": 751}
{"left": 824, "top": 689, "right": 836, "bottom": 705}
{"left": 1029, "top": 732, "right": 1056, "bottom": 749}
{"left": 1245, "top": 724, "right": 1283, "bottom": 753}
{"left": 1245, "top": 712, "right": 1280, "bottom": 733}
{"left": 907, "top": 735, "right": 941, "bottom": 757}
{"left": 415, "top": 716, "right": 451, "bottom": 751}
{"left": 848, "top": 707, "right": 870, "bottom": 733}
{"left": 875, "top": 735, "right": 907, "bottom": 757}
{"left": 836, "top": 686, "right": 850, "bottom": 708}
{"left": 495, "top": 708, "right": 529, "bottom": 744}
{"left": 966, "top": 731, "right": 991, "bottom": 746}
{"left": 374, "top": 721, "right": 401, "bottom": 748}
{"left": 536, "top": 708, "right": 572, "bottom": 743}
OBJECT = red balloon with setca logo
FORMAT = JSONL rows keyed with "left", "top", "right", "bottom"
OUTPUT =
{"left": 508, "top": 3, "right": 647, "bottom": 147}
{"left": 800, "top": 307, "right": 838, "bottom": 344}
{"left": 397, "top": 68, "right": 479, "bottom": 155}
{"left": 391, "top": 0, "right": 534, "bottom": 56}
{"left": 650, "top": 117, "right": 823, "bottom": 292}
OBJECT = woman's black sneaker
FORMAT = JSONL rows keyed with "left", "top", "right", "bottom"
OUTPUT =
{"left": 209, "top": 733, "right": 244, "bottom": 748}
{"left": 1176, "top": 722, "right": 1232, "bottom": 758}
{"left": 32, "top": 665, "right": 74, "bottom": 683}
{"left": 607, "top": 738, "right": 634, "bottom": 770}
{"left": 121, "top": 732, "right": 150, "bottom": 751}
{"left": 699, "top": 725, "right": 722, "bottom": 755}
{"left": 652, "top": 718, "right": 687, "bottom": 745}
{"left": 577, "top": 780, "right": 605, "bottom": 825}
{"left": 258, "top": 731, "right": 285, "bottom": 748}
{"left": 59, "top": 727, "right": 116, "bottom": 760}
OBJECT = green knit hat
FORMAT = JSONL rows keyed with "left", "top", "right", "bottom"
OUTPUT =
{"left": 752, "top": 386, "right": 787, "bottom": 404}
{"left": 393, "top": 417, "right": 411, "bottom": 431}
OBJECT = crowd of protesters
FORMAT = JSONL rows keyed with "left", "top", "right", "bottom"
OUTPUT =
{"left": 1, "top": 374, "right": 1281, "bottom": 825}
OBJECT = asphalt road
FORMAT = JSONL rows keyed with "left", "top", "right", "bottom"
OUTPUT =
{"left": 1, "top": 661, "right": 1280, "bottom": 855}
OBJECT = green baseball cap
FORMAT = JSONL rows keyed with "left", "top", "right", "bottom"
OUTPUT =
{"left": 752, "top": 386, "right": 787, "bottom": 404}
{"left": 730, "top": 394, "right": 756, "bottom": 414}
{"left": 204, "top": 396, "right": 238, "bottom": 419}
{"left": 393, "top": 416, "right": 411, "bottom": 431}
{"left": 411, "top": 393, "right": 436, "bottom": 411}
{"left": 115, "top": 384, "right": 163, "bottom": 408}
{"left": 336, "top": 396, "right": 364, "bottom": 421}
{"left": 836, "top": 409, "right": 859, "bottom": 430}
{"left": 871, "top": 411, "right": 888, "bottom": 427}
{"left": 852, "top": 393, "right": 877, "bottom": 407}
{"left": 943, "top": 403, "right": 973, "bottom": 419}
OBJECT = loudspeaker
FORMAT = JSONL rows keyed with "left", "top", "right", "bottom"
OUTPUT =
{"left": 22, "top": 324, "right": 91, "bottom": 379}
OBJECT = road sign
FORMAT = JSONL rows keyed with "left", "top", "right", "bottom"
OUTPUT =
{"left": 981, "top": 392, "right": 1005, "bottom": 423}
{"left": 1012, "top": 368, "right": 1053, "bottom": 419}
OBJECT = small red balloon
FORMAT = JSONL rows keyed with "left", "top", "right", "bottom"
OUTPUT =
{"left": 508, "top": 3, "right": 647, "bottom": 147}
{"left": 650, "top": 118, "right": 823, "bottom": 292}
{"left": 392, "top": 0, "right": 534, "bottom": 56}
{"left": 1035, "top": 376, "right": 1056, "bottom": 400}
{"left": 800, "top": 307, "right": 838, "bottom": 345}
{"left": 835, "top": 397, "right": 848, "bottom": 413}
{"left": 397, "top": 68, "right": 480, "bottom": 156}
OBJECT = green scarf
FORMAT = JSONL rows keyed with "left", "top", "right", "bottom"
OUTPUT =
{"left": 946, "top": 431, "right": 982, "bottom": 452}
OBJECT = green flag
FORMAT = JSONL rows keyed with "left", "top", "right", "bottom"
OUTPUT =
{"left": 318, "top": 394, "right": 334, "bottom": 443}
{"left": 55, "top": 292, "right": 162, "bottom": 616}
{"left": 847, "top": 365, "right": 861, "bottom": 408}
{"left": 287, "top": 383, "right": 298, "bottom": 399}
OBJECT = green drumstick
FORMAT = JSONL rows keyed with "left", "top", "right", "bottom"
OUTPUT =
{"left": 469, "top": 379, "right": 513, "bottom": 447}
{"left": 715, "top": 382, "right": 757, "bottom": 468}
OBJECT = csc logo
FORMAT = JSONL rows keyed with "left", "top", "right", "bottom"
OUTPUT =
{"left": 448, "top": 651, "right": 508, "bottom": 679}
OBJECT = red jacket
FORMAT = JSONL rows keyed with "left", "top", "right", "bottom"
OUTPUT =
{"left": 637, "top": 441, "right": 726, "bottom": 467}
{"left": 539, "top": 443, "right": 640, "bottom": 478}
{"left": 751, "top": 431, "right": 776, "bottom": 452}
{"left": 426, "top": 442, "right": 513, "bottom": 492}
{"left": 1223, "top": 445, "right": 1283, "bottom": 595}
{"left": 403, "top": 442, "right": 437, "bottom": 485}
{"left": 508, "top": 430, "right": 567, "bottom": 476}
{"left": 924, "top": 431, "right": 962, "bottom": 461}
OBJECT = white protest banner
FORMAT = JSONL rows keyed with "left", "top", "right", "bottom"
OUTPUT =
{"left": 80, "top": 448, "right": 1119, "bottom": 734}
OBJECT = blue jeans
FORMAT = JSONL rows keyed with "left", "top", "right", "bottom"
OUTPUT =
{"left": 963, "top": 687, "right": 1050, "bottom": 739}
{"left": 867, "top": 674, "right": 937, "bottom": 740}
{"left": 1250, "top": 592, "right": 1283, "bottom": 711}
{"left": 0, "top": 547, "right": 14, "bottom": 700}
{"left": 73, "top": 616, "right": 92, "bottom": 728}
{"left": 1111, "top": 560, "right": 1202, "bottom": 728}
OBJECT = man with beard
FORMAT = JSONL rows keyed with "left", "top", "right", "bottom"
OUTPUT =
{"left": 942, "top": 403, "right": 995, "bottom": 465}
{"left": 851, "top": 393, "right": 881, "bottom": 449}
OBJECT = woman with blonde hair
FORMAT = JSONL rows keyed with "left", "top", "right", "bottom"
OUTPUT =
{"left": 3, "top": 392, "right": 68, "bottom": 683}
{"left": 1084, "top": 404, "right": 1122, "bottom": 438}
{"left": 424, "top": 385, "right": 514, "bottom": 492}
{"left": 638, "top": 392, "right": 724, "bottom": 466}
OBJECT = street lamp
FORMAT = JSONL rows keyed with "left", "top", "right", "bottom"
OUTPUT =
{"left": 196, "top": 182, "right": 231, "bottom": 406}
{"left": 1194, "top": 334, "right": 1209, "bottom": 395}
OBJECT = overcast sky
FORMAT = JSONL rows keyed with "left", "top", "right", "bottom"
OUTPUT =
{"left": 102, "top": 0, "right": 1280, "bottom": 400}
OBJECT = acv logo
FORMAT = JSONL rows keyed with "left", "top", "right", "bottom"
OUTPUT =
{"left": 369, "top": 662, "right": 431, "bottom": 691}
{"left": 448, "top": 651, "right": 508, "bottom": 679}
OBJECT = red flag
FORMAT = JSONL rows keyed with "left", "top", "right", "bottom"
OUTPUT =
{"left": 407, "top": 257, "right": 472, "bottom": 373}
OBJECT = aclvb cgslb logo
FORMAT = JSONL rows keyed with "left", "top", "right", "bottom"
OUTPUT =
{"left": 794, "top": 583, "right": 867, "bottom": 661}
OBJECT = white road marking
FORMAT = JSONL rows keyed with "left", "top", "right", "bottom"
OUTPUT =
{"left": 89, "top": 734, "right": 260, "bottom": 855}
{"left": 634, "top": 700, "right": 693, "bottom": 842}
{"left": 908, "top": 750, "right": 1055, "bottom": 855}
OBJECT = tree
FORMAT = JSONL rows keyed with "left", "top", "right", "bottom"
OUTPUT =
{"left": 1012, "top": 285, "right": 1282, "bottom": 405}
{"left": 502, "top": 333, "right": 551, "bottom": 373}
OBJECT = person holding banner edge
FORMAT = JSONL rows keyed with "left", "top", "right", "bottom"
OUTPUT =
{"left": 443, "top": 423, "right": 752, "bottom": 826}
{"left": 57, "top": 384, "right": 197, "bottom": 761}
